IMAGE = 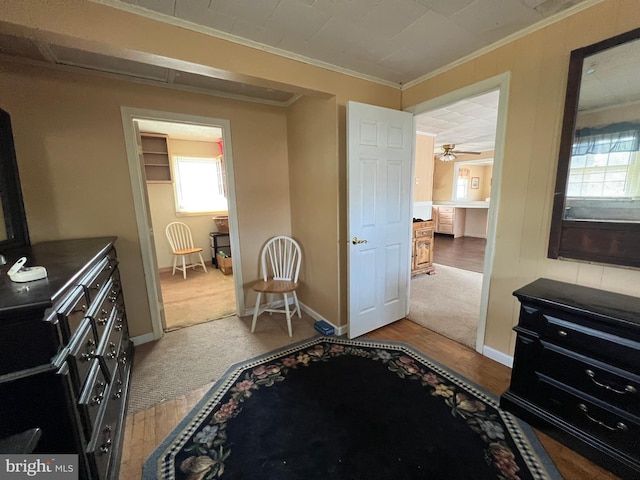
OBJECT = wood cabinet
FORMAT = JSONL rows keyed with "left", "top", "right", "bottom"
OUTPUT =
{"left": 0, "top": 238, "right": 132, "bottom": 479}
{"left": 411, "top": 220, "right": 435, "bottom": 275}
{"left": 432, "top": 206, "right": 466, "bottom": 237}
{"left": 500, "top": 279, "right": 640, "bottom": 479}
{"left": 141, "top": 133, "right": 171, "bottom": 183}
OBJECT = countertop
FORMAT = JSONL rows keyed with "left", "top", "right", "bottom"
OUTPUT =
{"left": 433, "top": 201, "right": 490, "bottom": 209}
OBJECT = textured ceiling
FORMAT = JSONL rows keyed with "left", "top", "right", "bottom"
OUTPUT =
{"left": 112, "top": 0, "right": 589, "bottom": 85}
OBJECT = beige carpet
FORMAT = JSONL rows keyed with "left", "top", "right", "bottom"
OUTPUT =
{"left": 128, "top": 312, "right": 318, "bottom": 413}
{"left": 160, "top": 267, "right": 236, "bottom": 331}
{"left": 407, "top": 263, "right": 482, "bottom": 349}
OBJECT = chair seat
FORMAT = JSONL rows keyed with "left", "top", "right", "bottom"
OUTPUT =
{"left": 172, "top": 247, "right": 203, "bottom": 255}
{"left": 253, "top": 279, "right": 298, "bottom": 294}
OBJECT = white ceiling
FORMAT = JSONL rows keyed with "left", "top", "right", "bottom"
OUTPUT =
{"left": 416, "top": 89, "right": 499, "bottom": 152}
{"left": 110, "top": 0, "right": 589, "bottom": 85}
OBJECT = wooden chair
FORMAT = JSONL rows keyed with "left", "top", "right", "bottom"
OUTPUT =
{"left": 165, "top": 222, "right": 208, "bottom": 279}
{"left": 251, "top": 236, "right": 302, "bottom": 337}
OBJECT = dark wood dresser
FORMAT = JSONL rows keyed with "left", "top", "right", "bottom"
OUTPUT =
{"left": 0, "top": 237, "right": 132, "bottom": 479}
{"left": 500, "top": 278, "right": 640, "bottom": 479}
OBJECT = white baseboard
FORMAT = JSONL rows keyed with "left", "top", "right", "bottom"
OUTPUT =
{"left": 131, "top": 332, "right": 155, "bottom": 346}
{"left": 299, "top": 303, "right": 347, "bottom": 336}
{"left": 482, "top": 345, "right": 513, "bottom": 368}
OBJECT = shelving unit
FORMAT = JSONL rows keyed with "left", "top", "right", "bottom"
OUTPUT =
{"left": 141, "top": 133, "right": 171, "bottom": 183}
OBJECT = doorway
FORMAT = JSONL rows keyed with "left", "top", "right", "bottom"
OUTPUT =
{"left": 405, "top": 73, "right": 509, "bottom": 353}
{"left": 121, "top": 107, "right": 245, "bottom": 341}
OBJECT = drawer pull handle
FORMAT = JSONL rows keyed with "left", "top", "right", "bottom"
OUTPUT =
{"left": 557, "top": 330, "right": 568, "bottom": 337}
{"left": 578, "top": 404, "right": 628, "bottom": 432}
{"left": 585, "top": 370, "right": 637, "bottom": 394}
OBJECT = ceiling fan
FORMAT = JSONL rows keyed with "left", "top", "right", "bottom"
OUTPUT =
{"left": 437, "top": 144, "right": 481, "bottom": 161}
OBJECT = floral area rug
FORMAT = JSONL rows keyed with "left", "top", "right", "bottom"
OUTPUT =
{"left": 143, "top": 336, "right": 560, "bottom": 480}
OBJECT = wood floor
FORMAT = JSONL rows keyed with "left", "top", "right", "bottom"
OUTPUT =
{"left": 119, "top": 319, "right": 618, "bottom": 480}
{"left": 433, "top": 234, "right": 486, "bottom": 273}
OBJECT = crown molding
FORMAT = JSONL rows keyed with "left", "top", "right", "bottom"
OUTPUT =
{"left": 402, "top": 0, "right": 604, "bottom": 90}
{"left": 90, "top": 0, "right": 400, "bottom": 89}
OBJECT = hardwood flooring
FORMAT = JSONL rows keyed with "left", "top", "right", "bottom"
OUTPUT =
{"left": 160, "top": 267, "right": 236, "bottom": 331}
{"left": 119, "top": 319, "right": 618, "bottom": 480}
{"left": 433, "top": 234, "right": 486, "bottom": 273}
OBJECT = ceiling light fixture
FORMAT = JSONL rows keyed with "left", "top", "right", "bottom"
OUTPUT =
{"left": 439, "top": 144, "right": 457, "bottom": 162}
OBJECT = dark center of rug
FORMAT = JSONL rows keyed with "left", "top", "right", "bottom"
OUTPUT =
{"left": 148, "top": 339, "right": 557, "bottom": 480}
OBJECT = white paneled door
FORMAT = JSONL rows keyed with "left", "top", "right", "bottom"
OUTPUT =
{"left": 347, "top": 101, "right": 415, "bottom": 338}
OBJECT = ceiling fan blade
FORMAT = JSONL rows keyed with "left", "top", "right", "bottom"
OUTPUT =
{"left": 453, "top": 150, "right": 481, "bottom": 155}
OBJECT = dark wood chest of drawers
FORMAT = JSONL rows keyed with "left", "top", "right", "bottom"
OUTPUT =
{"left": 0, "top": 237, "right": 132, "bottom": 479}
{"left": 500, "top": 278, "right": 640, "bottom": 479}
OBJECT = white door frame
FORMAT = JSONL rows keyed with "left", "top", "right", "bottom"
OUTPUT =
{"left": 120, "top": 107, "right": 244, "bottom": 341}
{"left": 404, "top": 72, "right": 511, "bottom": 354}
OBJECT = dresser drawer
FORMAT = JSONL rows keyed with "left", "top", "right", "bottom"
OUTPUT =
{"left": 438, "top": 207, "right": 454, "bottom": 214}
{"left": 539, "top": 341, "right": 640, "bottom": 416}
{"left": 87, "top": 277, "right": 117, "bottom": 343}
{"left": 414, "top": 228, "right": 432, "bottom": 239}
{"left": 98, "top": 311, "right": 123, "bottom": 380}
{"left": 78, "top": 360, "right": 109, "bottom": 438}
{"left": 537, "top": 375, "right": 640, "bottom": 458}
{"left": 82, "top": 253, "right": 116, "bottom": 304}
{"left": 57, "top": 286, "right": 88, "bottom": 343}
{"left": 438, "top": 224, "right": 454, "bottom": 234}
{"left": 438, "top": 212, "right": 454, "bottom": 222}
{"left": 67, "top": 319, "right": 99, "bottom": 393}
{"left": 518, "top": 305, "right": 640, "bottom": 371}
{"left": 87, "top": 380, "right": 124, "bottom": 480}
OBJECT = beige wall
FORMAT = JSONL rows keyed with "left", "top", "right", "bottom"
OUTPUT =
{"left": 4, "top": 0, "right": 639, "bottom": 358}
{"left": 0, "top": 0, "right": 399, "bottom": 337}
{"left": 414, "top": 135, "right": 435, "bottom": 202}
{"left": 148, "top": 138, "right": 226, "bottom": 270}
{"left": 404, "top": 0, "right": 640, "bottom": 355}
{"left": 287, "top": 95, "right": 340, "bottom": 324}
{"left": 433, "top": 151, "right": 494, "bottom": 202}
{"left": 0, "top": 61, "right": 291, "bottom": 337}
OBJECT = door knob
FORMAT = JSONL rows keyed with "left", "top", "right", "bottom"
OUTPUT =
{"left": 352, "top": 237, "right": 368, "bottom": 245}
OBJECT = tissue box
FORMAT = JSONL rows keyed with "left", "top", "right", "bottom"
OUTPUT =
{"left": 314, "top": 320, "right": 334, "bottom": 336}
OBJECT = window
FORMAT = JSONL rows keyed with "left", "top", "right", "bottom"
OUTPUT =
{"left": 173, "top": 156, "right": 227, "bottom": 214}
{"left": 456, "top": 178, "right": 468, "bottom": 200}
{"left": 567, "top": 150, "right": 639, "bottom": 198}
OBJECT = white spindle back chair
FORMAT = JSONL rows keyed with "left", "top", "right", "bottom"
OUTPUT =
{"left": 251, "top": 236, "right": 302, "bottom": 337}
{"left": 165, "top": 222, "right": 208, "bottom": 279}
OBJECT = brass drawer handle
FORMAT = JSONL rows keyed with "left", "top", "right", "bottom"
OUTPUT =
{"left": 585, "top": 369, "right": 637, "bottom": 395}
{"left": 578, "top": 404, "right": 628, "bottom": 431}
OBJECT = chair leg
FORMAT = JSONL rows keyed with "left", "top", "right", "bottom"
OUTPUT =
{"left": 182, "top": 256, "right": 187, "bottom": 280}
{"left": 172, "top": 256, "right": 177, "bottom": 276}
{"left": 251, "top": 292, "right": 262, "bottom": 333}
{"left": 293, "top": 291, "right": 302, "bottom": 318}
{"left": 198, "top": 253, "right": 208, "bottom": 273}
{"left": 283, "top": 293, "right": 293, "bottom": 337}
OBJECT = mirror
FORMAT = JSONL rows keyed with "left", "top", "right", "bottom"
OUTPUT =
{"left": 548, "top": 27, "right": 640, "bottom": 268}
{"left": 0, "top": 107, "right": 30, "bottom": 252}
{"left": 452, "top": 159, "right": 493, "bottom": 202}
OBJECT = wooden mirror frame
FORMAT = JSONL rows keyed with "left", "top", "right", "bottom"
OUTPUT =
{"left": 548, "top": 27, "right": 640, "bottom": 268}
{"left": 0, "top": 107, "right": 30, "bottom": 252}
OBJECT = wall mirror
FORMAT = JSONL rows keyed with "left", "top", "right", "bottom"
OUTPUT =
{"left": 452, "top": 159, "right": 493, "bottom": 202}
{"left": 0, "top": 107, "right": 30, "bottom": 253}
{"left": 548, "top": 27, "right": 640, "bottom": 268}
